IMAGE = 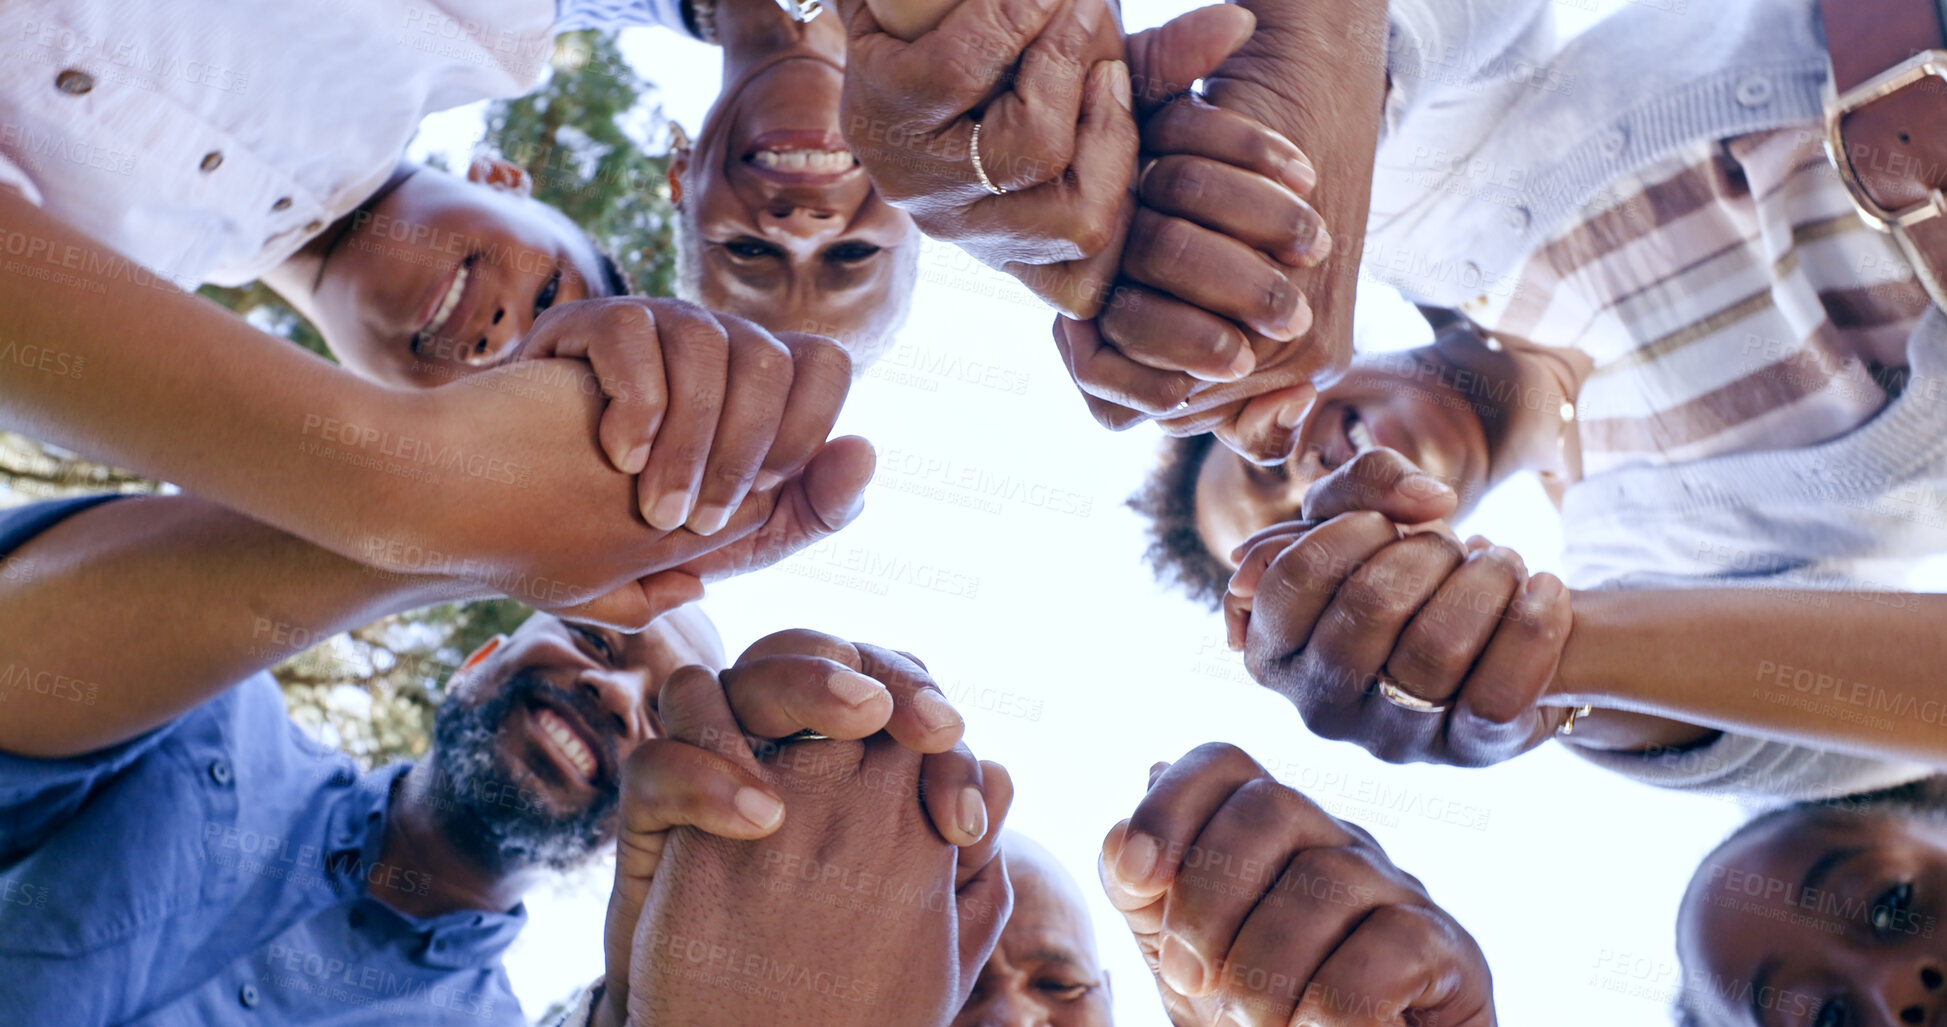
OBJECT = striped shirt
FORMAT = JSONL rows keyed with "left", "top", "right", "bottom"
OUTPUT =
{"left": 1465, "top": 127, "right": 1934, "bottom": 477}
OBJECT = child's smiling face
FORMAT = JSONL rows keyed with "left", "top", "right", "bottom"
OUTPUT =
{"left": 296, "top": 158, "right": 619, "bottom": 389}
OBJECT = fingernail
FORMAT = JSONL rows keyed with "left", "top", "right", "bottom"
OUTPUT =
{"left": 689, "top": 502, "right": 731, "bottom": 536}
{"left": 622, "top": 443, "right": 649, "bottom": 474}
{"left": 1226, "top": 345, "right": 1256, "bottom": 381}
{"left": 826, "top": 670, "right": 887, "bottom": 708}
{"left": 1284, "top": 294, "right": 1313, "bottom": 338}
{"left": 1109, "top": 60, "right": 1132, "bottom": 110}
{"left": 1299, "top": 223, "right": 1334, "bottom": 269}
{"left": 648, "top": 491, "right": 692, "bottom": 531}
{"left": 1274, "top": 397, "right": 1311, "bottom": 431}
{"left": 1115, "top": 830, "right": 1161, "bottom": 887}
{"left": 1401, "top": 472, "right": 1455, "bottom": 500}
{"left": 733, "top": 787, "right": 784, "bottom": 831}
{"left": 956, "top": 786, "right": 988, "bottom": 842}
{"left": 1160, "top": 935, "right": 1209, "bottom": 995}
{"left": 911, "top": 690, "right": 964, "bottom": 734}
{"left": 752, "top": 470, "right": 783, "bottom": 492}
{"left": 1282, "top": 155, "right": 1317, "bottom": 194}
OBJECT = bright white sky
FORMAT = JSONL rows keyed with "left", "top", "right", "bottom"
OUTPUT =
{"left": 407, "top": 3, "right": 1798, "bottom": 1024}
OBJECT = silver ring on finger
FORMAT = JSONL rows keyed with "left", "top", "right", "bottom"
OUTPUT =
{"left": 779, "top": 728, "right": 833, "bottom": 743}
{"left": 970, "top": 120, "right": 1009, "bottom": 196}
{"left": 1376, "top": 673, "right": 1448, "bottom": 714}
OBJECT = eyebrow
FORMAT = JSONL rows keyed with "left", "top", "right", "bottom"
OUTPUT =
{"left": 1802, "top": 846, "right": 1866, "bottom": 895}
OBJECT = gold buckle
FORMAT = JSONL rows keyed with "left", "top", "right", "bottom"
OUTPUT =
{"left": 1824, "top": 49, "right": 1947, "bottom": 231}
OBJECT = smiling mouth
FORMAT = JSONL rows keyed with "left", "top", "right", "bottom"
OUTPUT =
{"left": 415, "top": 253, "right": 476, "bottom": 350}
{"left": 750, "top": 148, "right": 857, "bottom": 173}
{"left": 1347, "top": 409, "right": 1376, "bottom": 454}
{"left": 528, "top": 702, "right": 600, "bottom": 786}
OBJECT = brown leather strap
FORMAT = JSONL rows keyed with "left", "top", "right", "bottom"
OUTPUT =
{"left": 1823, "top": 0, "right": 1944, "bottom": 92}
{"left": 1821, "top": 0, "right": 1947, "bottom": 307}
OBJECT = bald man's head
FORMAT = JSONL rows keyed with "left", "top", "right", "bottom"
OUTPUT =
{"left": 953, "top": 833, "right": 1112, "bottom": 1026}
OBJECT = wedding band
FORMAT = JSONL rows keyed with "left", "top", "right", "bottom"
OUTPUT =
{"left": 970, "top": 121, "right": 1008, "bottom": 196}
{"left": 1557, "top": 705, "right": 1594, "bottom": 736}
{"left": 1376, "top": 674, "right": 1448, "bottom": 714}
{"left": 780, "top": 728, "right": 832, "bottom": 743}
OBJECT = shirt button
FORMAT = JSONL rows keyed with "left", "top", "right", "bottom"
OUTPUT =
{"left": 303, "top": 220, "right": 324, "bottom": 234}
{"left": 54, "top": 69, "right": 94, "bottom": 95}
{"left": 238, "top": 983, "right": 259, "bottom": 1008}
{"left": 199, "top": 151, "right": 224, "bottom": 173}
{"left": 207, "top": 759, "right": 233, "bottom": 786}
{"left": 1735, "top": 76, "right": 1773, "bottom": 108}
{"left": 1600, "top": 127, "right": 1628, "bottom": 158}
{"left": 1506, "top": 206, "right": 1532, "bottom": 233}
{"left": 271, "top": 197, "right": 293, "bottom": 212}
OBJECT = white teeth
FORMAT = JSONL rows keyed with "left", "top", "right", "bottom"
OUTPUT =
{"left": 752, "top": 148, "right": 857, "bottom": 172}
{"left": 536, "top": 708, "right": 595, "bottom": 780}
{"left": 426, "top": 263, "right": 469, "bottom": 336}
{"left": 1348, "top": 416, "right": 1377, "bottom": 454}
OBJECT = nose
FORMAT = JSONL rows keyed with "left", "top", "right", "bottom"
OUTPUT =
{"left": 461, "top": 302, "right": 525, "bottom": 367}
{"left": 575, "top": 668, "right": 652, "bottom": 750}
{"left": 1869, "top": 955, "right": 1947, "bottom": 1026}
{"left": 763, "top": 202, "right": 844, "bottom": 242}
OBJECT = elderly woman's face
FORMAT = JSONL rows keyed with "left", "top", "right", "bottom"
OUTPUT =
{"left": 674, "top": 51, "right": 917, "bottom": 364}
{"left": 1679, "top": 808, "right": 1947, "bottom": 1027}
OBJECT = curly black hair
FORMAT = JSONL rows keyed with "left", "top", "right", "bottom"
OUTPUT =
{"left": 1126, "top": 433, "right": 1231, "bottom": 610}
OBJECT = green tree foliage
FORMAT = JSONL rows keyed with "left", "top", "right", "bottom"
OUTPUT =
{"left": 277, "top": 598, "right": 532, "bottom": 769}
{"left": 485, "top": 30, "right": 678, "bottom": 297}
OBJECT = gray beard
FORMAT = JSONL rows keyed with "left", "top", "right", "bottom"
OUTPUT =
{"left": 422, "top": 669, "right": 620, "bottom": 874}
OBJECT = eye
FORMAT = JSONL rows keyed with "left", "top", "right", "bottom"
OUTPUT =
{"left": 1871, "top": 882, "right": 1915, "bottom": 935}
{"left": 1814, "top": 996, "right": 1852, "bottom": 1027}
{"left": 533, "top": 267, "right": 562, "bottom": 318}
{"left": 826, "top": 241, "right": 881, "bottom": 263}
{"left": 571, "top": 624, "right": 617, "bottom": 664}
{"left": 724, "top": 238, "right": 781, "bottom": 260}
{"left": 1037, "top": 980, "right": 1092, "bottom": 1001}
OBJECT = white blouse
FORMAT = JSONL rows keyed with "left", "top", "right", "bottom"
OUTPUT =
{"left": 0, "top": 0, "right": 558, "bottom": 288}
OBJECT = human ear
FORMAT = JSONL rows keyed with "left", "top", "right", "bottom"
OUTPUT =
{"left": 467, "top": 154, "right": 533, "bottom": 197}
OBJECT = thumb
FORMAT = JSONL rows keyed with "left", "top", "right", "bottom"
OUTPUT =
{"left": 796, "top": 434, "right": 876, "bottom": 535}
{"left": 1126, "top": 4, "right": 1256, "bottom": 113}
{"left": 1301, "top": 447, "right": 1459, "bottom": 525}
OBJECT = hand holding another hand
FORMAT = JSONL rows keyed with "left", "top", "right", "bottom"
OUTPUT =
{"left": 603, "top": 631, "right": 1012, "bottom": 1027}
{"left": 1100, "top": 743, "right": 1496, "bottom": 1026}
{"left": 1226, "top": 449, "right": 1572, "bottom": 767}
{"left": 414, "top": 297, "right": 865, "bottom": 630}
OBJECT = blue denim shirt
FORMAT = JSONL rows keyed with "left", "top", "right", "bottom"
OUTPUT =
{"left": 0, "top": 498, "right": 528, "bottom": 1026}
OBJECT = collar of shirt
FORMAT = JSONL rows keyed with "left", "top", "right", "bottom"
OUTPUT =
{"left": 326, "top": 762, "right": 529, "bottom": 970}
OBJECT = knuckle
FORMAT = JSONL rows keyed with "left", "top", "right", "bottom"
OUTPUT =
{"left": 1148, "top": 157, "right": 1212, "bottom": 212}
{"left": 1394, "top": 630, "right": 1469, "bottom": 681}
{"left": 1130, "top": 216, "right": 1197, "bottom": 282}
{"left": 1257, "top": 271, "right": 1300, "bottom": 326}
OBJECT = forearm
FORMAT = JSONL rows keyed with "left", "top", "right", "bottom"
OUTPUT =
{"left": 1549, "top": 589, "right": 1947, "bottom": 768}
{"left": 1202, "top": 0, "right": 1389, "bottom": 377}
{"left": 0, "top": 494, "right": 486, "bottom": 758}
{"left": 0, "top": 188, "right": 423, "bottom": 561}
